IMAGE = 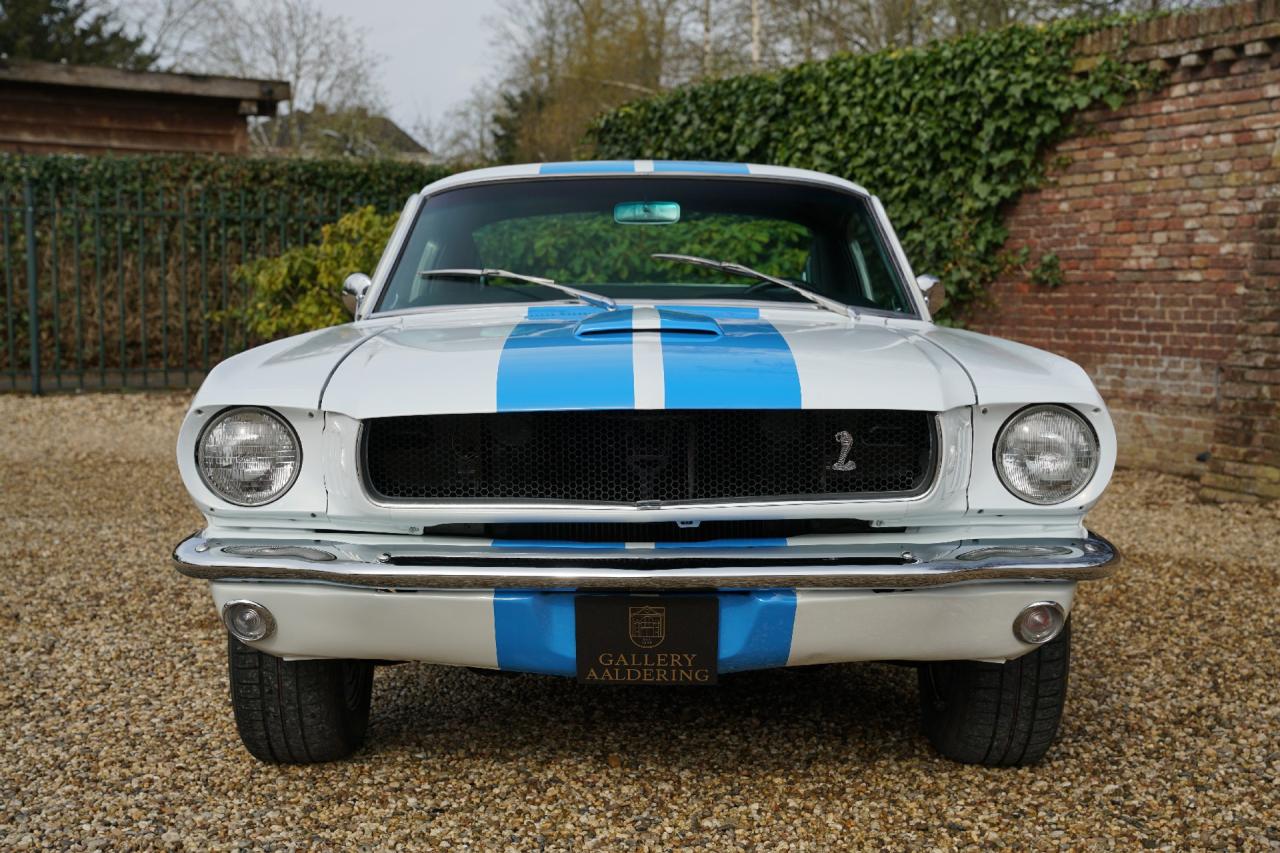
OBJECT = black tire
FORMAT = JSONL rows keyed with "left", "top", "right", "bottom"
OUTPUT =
{"left": 227, "top": 635, "right": 374, "bottom": 763}
{"left": 918, "top": 620, "right": 1070, "bottom": 766}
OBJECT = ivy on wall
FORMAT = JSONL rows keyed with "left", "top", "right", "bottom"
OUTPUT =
{"left": 589, "top": 20, "right": 1153, "bottom": 320}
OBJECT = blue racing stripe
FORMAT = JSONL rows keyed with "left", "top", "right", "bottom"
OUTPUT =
{"left": 659, "top": 309, "right": 801, "bottom": 408}
{"left": 493, "top": 591, "right": 577, "bottom": 676}
{"left": 719, "top": 590, "right": 797, "bottom": 673}
{"left": 653, "top": 161, "right": 751, "bottom": 175}
{"left": 497, "top": 308, "right": 635, "bottom": 411}
{"left": 540, "top": 161, "right": 636, "bottom": 174}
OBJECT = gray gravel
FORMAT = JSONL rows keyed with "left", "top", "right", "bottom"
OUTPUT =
{"left": 1, "top": 391, "right": 1277, "bottom": 850}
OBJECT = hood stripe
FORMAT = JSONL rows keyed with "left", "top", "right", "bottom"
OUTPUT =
{"left": 496, "top": 307, "right": 634, "bottom": 411}
{"left": 495, "top": 304, "right": 802, "bottom": 412}
{"left": 658, "top": 308, "right": 802, "bottom": 409}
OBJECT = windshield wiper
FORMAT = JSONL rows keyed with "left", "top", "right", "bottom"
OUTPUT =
{"left": 418, "top": 268, "right": 616, "bottom": 311}
{"left": 651, "top": 253, "right": 858, "bottom": 320}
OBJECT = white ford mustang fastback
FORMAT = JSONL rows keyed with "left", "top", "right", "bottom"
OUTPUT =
{"left": 174, "top": 161, "right": 1118, "bottom": 766}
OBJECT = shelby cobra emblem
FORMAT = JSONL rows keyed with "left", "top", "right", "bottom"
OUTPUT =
{"left": 830, "top": 430, "right": 857, "bottom": 471}
{"left": 628, "top": 606, "right": 666, "bottom": 648}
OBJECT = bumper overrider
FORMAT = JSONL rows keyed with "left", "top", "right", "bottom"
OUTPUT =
{"left": 174, "top": 532, "right": 1118, "bottom": 673}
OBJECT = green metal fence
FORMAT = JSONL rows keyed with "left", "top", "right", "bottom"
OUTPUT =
{"left": 0, "top": 177, "right": 402, "bottom": 393}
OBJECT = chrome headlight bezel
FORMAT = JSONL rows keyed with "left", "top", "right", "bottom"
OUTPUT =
{"left": 993, "top": 404, "right": 1100, "bottom": 506}
{"left": 196, "top": 406, "right": 302, "bottom": 507}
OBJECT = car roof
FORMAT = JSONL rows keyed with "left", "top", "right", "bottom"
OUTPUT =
{"left": 420, "top": 161, "right": 873, "bottom": 198}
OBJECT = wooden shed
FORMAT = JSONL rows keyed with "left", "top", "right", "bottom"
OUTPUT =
{"left": 0, "top": 60, "right": 291, "bottom": 155}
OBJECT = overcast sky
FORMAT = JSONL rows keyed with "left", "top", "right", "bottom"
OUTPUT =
{"left": 313, "top": 0, "right": 504, "bottom": 139}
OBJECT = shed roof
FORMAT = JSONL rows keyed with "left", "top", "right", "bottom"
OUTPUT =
{"left": 0, "top": 59, "right": 290, "bottom": 108}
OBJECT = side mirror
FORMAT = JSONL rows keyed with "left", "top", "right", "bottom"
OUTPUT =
{"left": 916, "top": 274, "right": 944, "bottom": 316}
{"left": 341, "top": 272, "right": 372, "bottom": 316}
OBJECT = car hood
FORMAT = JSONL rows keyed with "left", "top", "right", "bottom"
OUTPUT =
{"left": 193, "top": 305, "right": 1105, "bottom": 418}
{"left": 190, "top": 323, "right": 380, "bottom": 412}
{"left": 319, "top": 304, "right": 977, "bottom": 418}
{"left": 915, "top": 326, "right": 1104, "bottom": 407}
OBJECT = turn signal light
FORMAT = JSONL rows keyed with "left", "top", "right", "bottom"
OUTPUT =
{"left": 222, "top": 600, "right": 276, "bottom": 642}
{"left": 1013, "top": 601, "right": 1065, "bottom": 644}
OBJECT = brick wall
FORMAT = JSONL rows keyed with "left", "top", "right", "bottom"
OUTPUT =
{"left": 967, "top": 1, "right": 1280, "bottom": 501}
{"left": 1203, "top": 190, "right": 1280, "bottom": 499}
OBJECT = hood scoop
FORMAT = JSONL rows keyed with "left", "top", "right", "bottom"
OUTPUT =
{"left": 573, "top": 307, "right": 723, "bottom": 338}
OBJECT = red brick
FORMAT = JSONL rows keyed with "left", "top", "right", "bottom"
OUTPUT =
{"left": 969, "top": 6, "right": 1280, "bottom": 501}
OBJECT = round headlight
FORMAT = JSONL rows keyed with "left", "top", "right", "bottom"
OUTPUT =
{"left": 994, "top": 405, "right": 1098, "bottom": 505}
{"left": 197, "top": 407, "right": 300, "bottom": 506}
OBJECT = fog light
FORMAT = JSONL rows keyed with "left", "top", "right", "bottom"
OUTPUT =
{"left": 1013, "top": 601, "right": 1065, "bottom": 644}
{"left": 222, "top": 600, "right": 276, "bottom": 642}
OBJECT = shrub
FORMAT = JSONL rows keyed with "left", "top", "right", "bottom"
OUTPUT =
{"left": 232, "top": 206, "right": 397, "bottom": 340}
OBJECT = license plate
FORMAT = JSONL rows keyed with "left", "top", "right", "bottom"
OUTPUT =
{"left": 575, "top": 595, "right": 718, "bottom": 685}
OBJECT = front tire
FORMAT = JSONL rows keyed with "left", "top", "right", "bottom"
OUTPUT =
{"left": 227, "top": 635, "right": 374, "bottom": 763}
{"left": 918, "top": 620, "right": 1070, "bottom": 766}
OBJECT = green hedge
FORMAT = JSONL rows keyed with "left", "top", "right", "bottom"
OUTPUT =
{"left": 589, "top": 20, "right": 1153, "bottom": 319}
{"left": 0, "top": 153, "right": 452, "bottom": 212}
{"left": 0, "top": 155, "right": 453, "bottom": 380}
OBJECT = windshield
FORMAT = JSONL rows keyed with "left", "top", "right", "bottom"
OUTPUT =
{"left": 376, "top": 177, "right": 914, "bottom": 315}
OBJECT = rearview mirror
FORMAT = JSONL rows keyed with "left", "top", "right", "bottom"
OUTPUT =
{"left": 916, "top": 274, "right": 944, "bottom": 316}
{"left": 342, "top": 272, "right": 372, "bottom": 316}
{"left": 614, "top": 201, "right": 680, "bottom": 225}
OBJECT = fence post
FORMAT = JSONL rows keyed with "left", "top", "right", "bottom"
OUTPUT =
{"left": 23, "top": 178, "right": 40, "bottom": 395}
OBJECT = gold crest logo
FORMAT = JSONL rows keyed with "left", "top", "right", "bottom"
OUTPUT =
{"left": 628, "top": 606, "right": 666, "bottom": 648}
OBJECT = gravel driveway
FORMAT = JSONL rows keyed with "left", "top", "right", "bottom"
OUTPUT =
{"left": 1, "top": 392, "right": 1277, "bottom": 850}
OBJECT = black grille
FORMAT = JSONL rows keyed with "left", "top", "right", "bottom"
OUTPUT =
{"left": 362, "top": 410, "right": 937, "bottom": 505}
{"left": 425, "top": 519, "right": 897, "bottom": 543}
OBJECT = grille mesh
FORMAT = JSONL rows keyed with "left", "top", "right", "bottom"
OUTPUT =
{"left": 362, "top": 410, "right": 936, "bottom": 504}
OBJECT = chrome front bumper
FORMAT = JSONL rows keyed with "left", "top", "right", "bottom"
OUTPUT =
{"left": 173, "top": 531, "right": 1119, "bottom": 590}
